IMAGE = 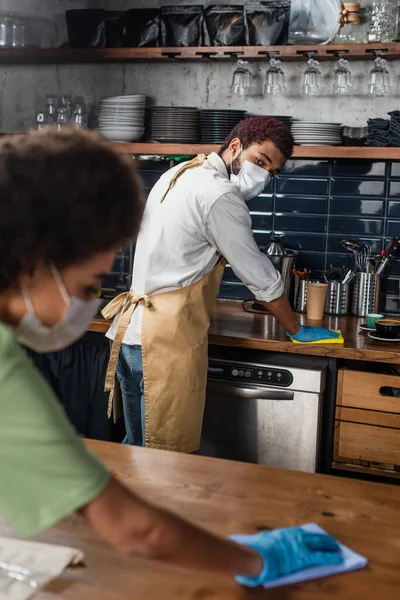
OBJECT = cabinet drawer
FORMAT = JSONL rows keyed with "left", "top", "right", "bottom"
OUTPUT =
{"left": 334, "top": 421, "right": 400, "bottom": 467}
{"left": 337, "top": 369, "right": 400, "bottom": 414}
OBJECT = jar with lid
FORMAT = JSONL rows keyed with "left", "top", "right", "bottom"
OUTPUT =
{"left": 11, "top": 17, "right": 26, "bottom": 47}
{"left": 0, "top": 13, "right": 12, "bottom": 47}
{"left": 46, "top": 94, "right": 58, "bottom": 124}
{"left": 396, "top": 0, "right": 400, "bottom": 41}
{"left": 72, "top": 97, "right": 88, "bottom": 129}
{"left": 334, "top": 2, "right": 371, "bottom": 43}
{"left": 36, "top": 112, "right": 49, "bottom": 131}
{"left": 356, "top": 8, "right": 372, "bottom": 42}
{"left": 335, "top": 7, "right": 370, "bottom": 42}
{"left": 366, "top": 1, "right": 398, "bottom": 43}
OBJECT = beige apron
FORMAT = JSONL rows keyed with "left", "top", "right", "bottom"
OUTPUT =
{"left": 103, "top": 154, "right": 226, "bottom": 453}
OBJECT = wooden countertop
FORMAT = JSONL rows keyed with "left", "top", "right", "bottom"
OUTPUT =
{"left": 1, "top": 439, "right": 399, "bottom": 598}
{"left": 90, "top": 300, "right": 400, "bottom": 364}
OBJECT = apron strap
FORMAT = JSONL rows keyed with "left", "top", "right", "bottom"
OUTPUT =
{"left": 160, "top": 154, "right": 208, "bottom": 203}
{"left": 102, "top": 291, "right": 152, "bottom": 418}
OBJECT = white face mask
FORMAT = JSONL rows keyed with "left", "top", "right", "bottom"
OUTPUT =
{"left": 230, "top": 148, "right": 271, "bottom": 201}
{"left": 15, "top": 265, "right": 101, "bottom": 353}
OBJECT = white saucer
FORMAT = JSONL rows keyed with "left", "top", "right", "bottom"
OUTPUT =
{"left": 359, "top": 324, "right": 376, "bottom": 332}
{"left": 368, "top": 332, "right": 400, "bottom": 343}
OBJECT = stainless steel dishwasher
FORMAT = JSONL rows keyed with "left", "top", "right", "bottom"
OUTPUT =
{"left": 199, "top": 347, "right": 328, "bottom": 473}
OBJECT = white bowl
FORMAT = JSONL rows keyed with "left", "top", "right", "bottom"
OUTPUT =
{"left": 100, "top": 128, "right": 144, "bottom": 142}
{"left": 100, "top": 103, "right": 145, "bottom": 108}
{"left": 99, "top": 111, "right": 145, "bottom": 118}
{"left": 101, "top": 100, "right": 146, "bottom": 106}
{"left": 99, "top": 124, "right": 144, "bottom": 129}
{"left": 102, "top": 94, "right": 146, "bottom": 102}
{"left": 100, "top": 99, "right": 146, "bottom": 104}
{"left": 100, "top": 106, "right": 145, "bottom": 112}
{"left": 99, "top": 121, "right": 144, "bottom": 127}
{"left": 99, "top": 111, "right": 145, "bottom": 117}
{"left": 100, "top": 103, "right": 146, "bottom": 109}
{"left": 100, "top": 130, "right": 145, "bottom": 137}
{"left": 99, "top": 125, "right": 144, "bottom": 131}
{"left": 100, "top": 128, "right": 145, "bottom": 135}
{"left": 99, "top": 116, "right": 144, "bottom": 122}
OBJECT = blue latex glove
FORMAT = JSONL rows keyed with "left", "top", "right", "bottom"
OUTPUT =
{"left": 230, "top": 527, "right": 343, "bottom": 587}
{"left": 288, "top": 325, "right": 340, "bottom": 343}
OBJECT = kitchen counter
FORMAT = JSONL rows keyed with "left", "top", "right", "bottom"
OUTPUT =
{"left": 1, "top": 439, "right": 399, "bottom": 598}
{"left": 90, "top": 300, "right": 400, "bottom": 364}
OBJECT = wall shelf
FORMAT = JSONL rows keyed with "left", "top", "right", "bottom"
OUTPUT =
{"left": 112, "top": 143, "right": 400, "bottom": 160}
{"left": 2, "top": 43, "right": 400, "bottom": 64}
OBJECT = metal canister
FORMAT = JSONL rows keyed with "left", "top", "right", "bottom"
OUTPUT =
{"left": 263, "top": 236, "right": 298, "bottom": 301}
{"left": 351, "top": 272, "right": 381, "bottom": 316}
{"left": 325, "top": 281, "right": 352, "bottom": 315}
{"left": 294, "top": 279, "right": 321, "bottom": 313}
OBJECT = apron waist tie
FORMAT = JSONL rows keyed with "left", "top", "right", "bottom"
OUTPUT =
{"left": 102, "top": 291, "right": 152, "bottom": 417}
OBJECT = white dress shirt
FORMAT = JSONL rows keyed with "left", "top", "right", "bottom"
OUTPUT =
{"left": 106, "top": 152, "right": 283, "bottom": 344}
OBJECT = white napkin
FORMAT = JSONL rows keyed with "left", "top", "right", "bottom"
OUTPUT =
{"left": 0, "top": 537, "right": 84, "bottom": 600}
{"left": 233, "top": 522, "right": 368, "bottom": 589}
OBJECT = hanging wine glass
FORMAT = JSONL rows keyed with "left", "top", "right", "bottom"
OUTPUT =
{"left": 368, "top": 55, "right": 391, "bottom": 96}
{"left": 230, "top": 59, "right": 252, "bottom": 97}
{"left": 264, "top": 56, "right": 286, "bottom": 96}
{"left": 301, "top": 56, "right": 324, "bottom": 96}
{"left": 332, "top": 57, "right": 353, "bottom": 95}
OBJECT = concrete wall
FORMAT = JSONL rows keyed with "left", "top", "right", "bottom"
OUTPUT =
{"left": 0, "top": 1, "right": 398, "bottom": 131}
{"left": 0, "top": 0, "right": 112, "bottom": 130}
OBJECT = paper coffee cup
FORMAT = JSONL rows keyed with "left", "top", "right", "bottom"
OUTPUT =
{"left": 307, "top": 283, "right": 328, "bottom": 321}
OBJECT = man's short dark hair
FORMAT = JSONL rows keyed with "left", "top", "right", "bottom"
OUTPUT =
{"left": 0, "top": 128, "right": 143, "bottom": 293}
{"left": 219, "top": 116, "right": 294, "bottom": 159}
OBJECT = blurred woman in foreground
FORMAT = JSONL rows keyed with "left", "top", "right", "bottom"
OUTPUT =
{"left": 0, "top": 129, "right": 342, "bottom": 587}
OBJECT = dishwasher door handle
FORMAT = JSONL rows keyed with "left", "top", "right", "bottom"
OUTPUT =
{"left": 207, "top": 380, "right": 294, "bottom": 401}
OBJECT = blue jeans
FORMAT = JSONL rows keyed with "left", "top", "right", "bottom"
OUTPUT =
{"left": 116, "top": 344, "right": 145, "bottom": 446}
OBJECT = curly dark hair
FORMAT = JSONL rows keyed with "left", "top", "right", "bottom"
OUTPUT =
{"left": 0, "top": 128, "right": 143, "bottom": 293}
{"left": 219, "top": 116, "right": 294, "bottom": 159}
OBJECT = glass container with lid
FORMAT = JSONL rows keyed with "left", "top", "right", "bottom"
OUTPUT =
{"left": 366, "top": 1, "right": 398, "bottom": 42}
{"left": 334, "top": 7, "right": 370, "bottom": 42}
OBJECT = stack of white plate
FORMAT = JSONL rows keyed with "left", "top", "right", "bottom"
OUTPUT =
{"left": 99, "top": 95, "right": 146, "bottom": 142}
{"left": 291, "top": 122, "right": 342, "bottom": 146}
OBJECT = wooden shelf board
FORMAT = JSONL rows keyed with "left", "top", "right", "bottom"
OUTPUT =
{"left": 2, "top": 43, "right": 400, "bottom": 64}
{"left": 112, "top": 143, "right": 219, "bottom": 155}
{"left": 112, "top": 142, "right": 400, "bottom": 160}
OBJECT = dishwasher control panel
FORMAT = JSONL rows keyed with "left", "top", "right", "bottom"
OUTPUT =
{"left": 208, "top": 361, "right": 293, "bottom": 387}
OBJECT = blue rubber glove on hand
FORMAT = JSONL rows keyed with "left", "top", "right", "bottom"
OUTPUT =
{"left": 288, "top": 325, "right": 340, "bottom": 343}
{"left": 230, "top": 527, "right": 343, "bottom": 587}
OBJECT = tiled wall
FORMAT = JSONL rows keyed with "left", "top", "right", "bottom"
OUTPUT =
{"left": 108, "top": 158, "right": 400, "bottom": 315}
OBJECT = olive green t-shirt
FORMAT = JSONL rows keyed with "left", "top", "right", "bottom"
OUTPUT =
{"left": 0, "top": 322, "right": 110, "bottom": 536}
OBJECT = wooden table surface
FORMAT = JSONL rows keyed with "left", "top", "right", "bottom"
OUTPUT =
{"left": 1, "top": 439, "right": 400, "bottom": 599}
{"left": 90, "top": 300, "right": 400, "bottom": 364}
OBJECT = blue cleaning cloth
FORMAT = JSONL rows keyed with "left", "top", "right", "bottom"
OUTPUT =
{"left": 232, "top": 523, "right": 368, "bottom": 589}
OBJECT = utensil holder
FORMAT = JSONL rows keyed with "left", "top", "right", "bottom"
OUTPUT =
{"left": 266, "top": 250, "right": 297, "bottom": 299}
{"left": 294, "top": 279, "right": 307, "bottom": 312}
{"left": 325, "top": 281, "right": 352, "bottom": 315}
{"left": 351, "top": 272, "right": 380, "bottom": 317}
{"left": 294, "top": 279, "right": 320, "bottom": 313}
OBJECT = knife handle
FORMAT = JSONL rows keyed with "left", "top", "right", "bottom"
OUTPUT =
{"left": 384, "top": 237, "right": 399, "bottom": 258}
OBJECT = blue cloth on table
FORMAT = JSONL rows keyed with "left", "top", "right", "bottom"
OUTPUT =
{"left": 232, "top": 523, "right": 368, "bottom": 589}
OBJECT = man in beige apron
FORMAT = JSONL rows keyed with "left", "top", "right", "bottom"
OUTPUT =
{"left": 104, "top": 117, "right": 338, "bottom": 453}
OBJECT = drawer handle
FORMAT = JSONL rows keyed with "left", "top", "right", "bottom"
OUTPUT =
{"left": 380, "top": 386, "right": 400, "bottom": 398}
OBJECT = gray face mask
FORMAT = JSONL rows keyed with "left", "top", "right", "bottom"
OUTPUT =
{"left": 230, "top": 147, "right": 271, "bottom": 201}
{"left": 14, "top": 265, "right": 100, "bottom": 353}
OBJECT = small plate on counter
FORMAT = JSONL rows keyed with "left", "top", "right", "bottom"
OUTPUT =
{"left": 368, "top": 332, "right": 400, "bottom": 343}
{"left": 359, "top": 324, "right": 376, "bottom": 332}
